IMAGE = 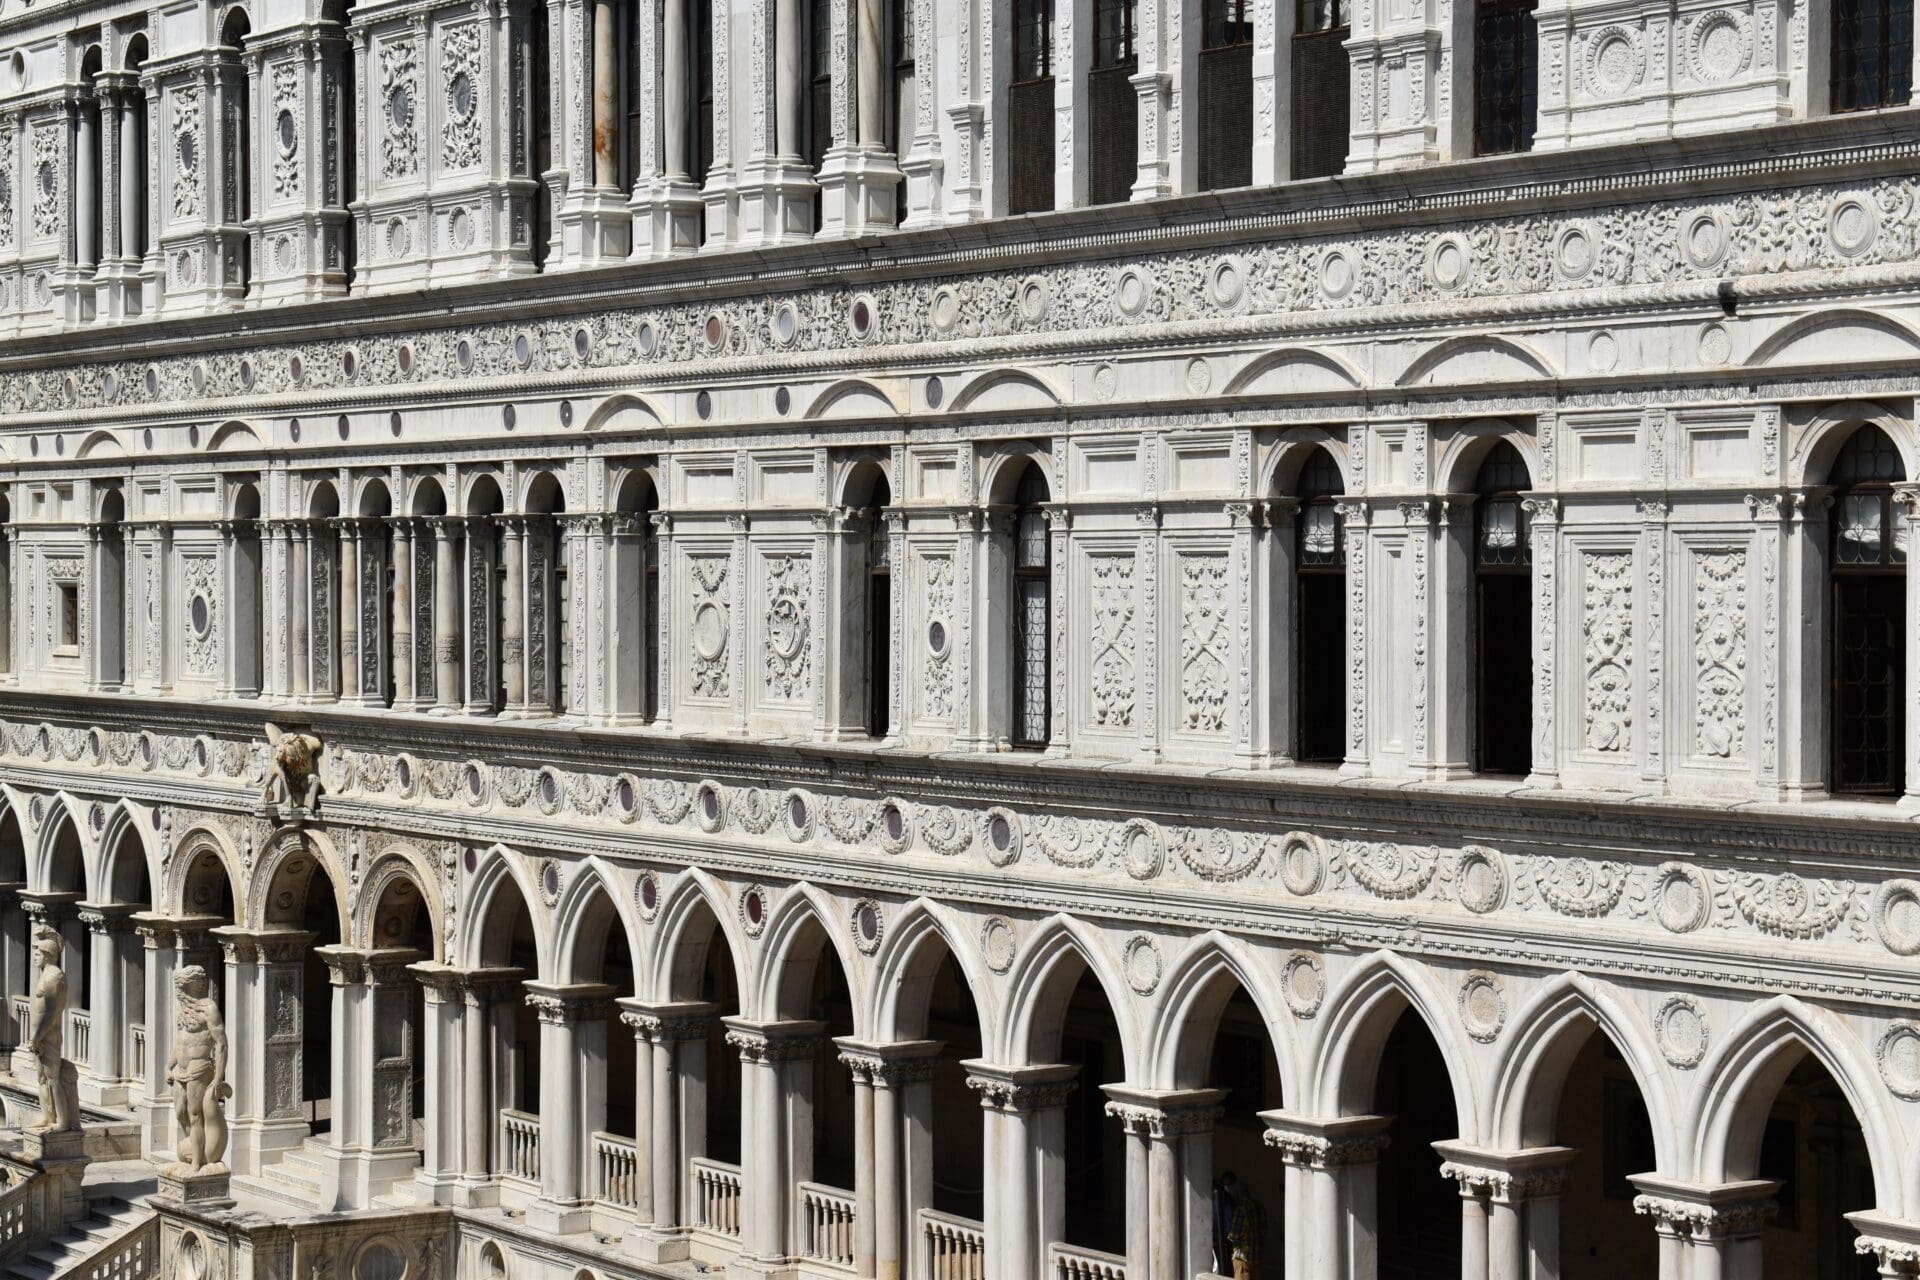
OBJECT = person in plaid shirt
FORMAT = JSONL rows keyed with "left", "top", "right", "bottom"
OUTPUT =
{"left": 1219, "top": 1171, "right": 1267, "bottom": 1280}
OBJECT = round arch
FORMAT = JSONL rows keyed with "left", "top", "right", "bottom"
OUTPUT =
{"left": 1434, "top": 418, "right": 1544, "bottom": 496}
{"left": 355, "top": 847, "right": 443, "bottom": 957}
{"left": 978, "top": 445, "right": 1055, "bottom": 507}
{"left": 247, "top": 827, "right": 348, "bottom": 935}
{"left": 1792, "top": 400, "right": 1915, "bottom": 487}
{"left": 1261, "top": 428, "right": 1355, "bottom": 498}
{"left": 168, "top": 824, "right": 243, "bottom": 919}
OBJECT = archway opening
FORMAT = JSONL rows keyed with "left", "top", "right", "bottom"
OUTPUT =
{"left": 44, "top": 815, "right": 90, "bottom": 1029}
{"left": 98, "top": 488, "right": 127, "bottom": 688}
{"left": 612, "top": 470, "right": 660, "bottom": 722}
{"left": 0, "top": 811, "right": 25, "bottom": 1047}
{"left": 1473, "top": 441, "right": 1534, "bottom": 776}
{"left": 1533, "top": 1023, "right": 1658, "bottom": 1278}
{"left": 897, "top": 937, "right": 985, "bottom": 1226}
{"left": 1191, "top": 984, "right": 1286, "bottom": 1276}
{"left": 103, "top": 824, "right": 152, "bottom": 1093}
{"left": 1825, "top": 424, "right": 1907, "bottom": 796}
{"left": 561, "top": 885, "right": 638, "bottom": 1176}
{"left": 523, "top": 472, "right": 569, "bottom": 715}
{"left": 475, "top": 871, "right": 540, "bottom": 1135}
{"left": 1291, "top": 447, "right": 1347, "bottom": 763}
{"left": 464, "top": 476, "right": 506, "bottom": 714}
{"left": 369, "top": 867, "right": 434, "bottom": 1150}
{"left": 1374, "top": 1010, "right": 1463, "bottom": 1275}
{"left": 1056, "top": 966, "right": 1127, "bottom": 1260}
{"left": 231, "top": 484, "right": 263, "bottom": 694}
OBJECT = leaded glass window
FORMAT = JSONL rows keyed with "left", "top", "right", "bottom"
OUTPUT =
{"left": 1833, "top": 0, "right": 1914, "bottom": 111}
{"left": 1829, "top": 425, "right": 1908, "bottom": 795}
{"left": 1010, "top": 464, "right": 1052, "bottom": 750}
{"left": 1475, "top": 0, "right": 1538, "bottom": 155}
{"left": 1294, "top": 448, "right": 1347, "bottom": 763}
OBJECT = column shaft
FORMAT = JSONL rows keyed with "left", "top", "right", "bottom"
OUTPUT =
{"left": 855, "top": 0, "right": 885, "bottom": 147}
{"left": 392, "top": 521, "right": 414, "bottom": 705}
{"left": 663, "top": 0, "right": 690, "bottom": 177}
{"left": 775, "top": 0, "right": 805, "bottom": 157}
{"left": 337, "top": 523, "right": 359, "bottom": 700}
{"left": 433, "top": 522, "right": 461, "bottom": 710}
{"left": 874, "top": 1078, "right": 901, "bottom": 1280}
{"left": 502, "top": 523, "right": 527, "bottom": 709}
{"left": 593, "top": 0, "right": 619, "bottom": 187}
{"left": 76, "top": 104, "right": 98, "bottom": 270}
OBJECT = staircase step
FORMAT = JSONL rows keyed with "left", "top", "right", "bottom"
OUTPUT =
{"left": 231, "top": 1173, "right": 321, "bottom": 1213}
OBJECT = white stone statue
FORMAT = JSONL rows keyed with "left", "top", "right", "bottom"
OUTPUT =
{"left": 28, "top": 924, "right": 81, "bottom": 1133}
{"left": 262, "top": 722, "right": 325, "bottom": 811}
{"left": 167, "top": 965, "right": 232, "bottom": 1173}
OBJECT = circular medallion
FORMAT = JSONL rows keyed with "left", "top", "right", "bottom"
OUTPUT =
{"left": 1689, "top": 10, "right": 1751, "bottom": 83}
{"left": 1653, "top": 861, "right": 1712, "bottom": 933}
{"left": 1588, "top": 330, "right": 1619, "bottom": 372}
{"left": 1279, "top": 832, "right": 1326, "bottom": 896}
{"left": 386, "top": 216, "right": 410, "bottom": 259}
{"left": 853, "top": 898, "right": 884, "bottom": 954}
{"left": 1455, "top": 845, "right": 1508, "bottom": 914}
{"left": 1585, "top": 24, "right": 1644, "bottom": 95}
{"left": 878, "top": 801, "right": 912, "bottom": 854}
{"left": 1114, "top": 267, "right": 1151, "bottom": 318}
{"left": 771, "top": 302, "right": 799, "bottom": 346}
{"left": 1555, "top": 223, "right": 1597, "bottom": 281}
{"left": 539, "top": 858, "right": 562, "bottom": 904}
{"left": 1874, "top": 880, "right": 1920, "bottom": 956}
{"left": 740, "top": 885, "right": 769, "bottom": 937}
{"left": 1123, "top": 935, "right": 1162, "bottom": 995}
{"left": 1656, "top": 994, "right": 1709, "bottom": 1069}
{"left": 1318, "top": 249, "right": 1355, "bottom": 300}
{"left": 1681, "top": 210, "right": 1728, "bottom": 269}
{"left": 783, "top": 789, "right": 813, "bottom": 841}
{"left": 1427, "top": 236, "right": 1471, "bottom": 292}
{"left": 850, "top": 294, "right": 876, "bottom": 337}
{"left": 691, "top": 601, "right": 728, "bottom": 662}
{"left": 1122, "top": 818, "right": 1166, "bottom": 881}
{"left": 514, "top": 333, "right": 534, "bottom": 367}
{"left": 1017, "top": 277, "right": 1050, "bottom": 322}
{"left": 573, "top": 327, "right": 592, "bottom": 360}
{"left": 637, "top": 321, "right": 658, "bottom": 356}
{"left": 636, "top": 870, "right": 660, "bottom": 919}
{"left": 981, "top": 807, "right": 1022, "bottom": 867}
{"left": 927, "top": 618, "right": 950, "bottom": 658}
{"left": 464, "top": 762, "right": 487, "bottom": 804}
{"left": 696, "top": 782, "right": 726, "bottom": 832}
{"left": 1878, "top": 1021, "right": 1920, "bottom": 1100}
{"left": 536, "top": 768, "right": 563, "bottom": 815}
{"left": 1458, "top": 971, "right": 1507, "bottom": 1043}
{"left": 614, "top": 774, "right": 641, "bottom": 823}
{"left": 929, "top": 286, "right": 961, "bottom": 333}
{"left": 1185, "top": 357, "right": 1213, "bottom": 395}
{"left": 189, "top": 593, "right": 212, "bottom": 638}
{"left": 1281, "top": 950, "right": 1325, "bottom": 1018}
{"left": 451, "top": 71, "right": 475, "bottom": 120}
{"left": 1207, "top": 255, "right": 1249, "bottom": 309}
{"left": 981, "top": 916, "right": 1016, "bottom": 973}
{"left": 1696, "top": 322, "right": 1731, "bottom": 366}
{"left": 456, "top": 338, "right": 475, "bottom": 371}
{"left": 1092, "top": 363, "right": 1118, "bottom": 401}
{"left": 389, "top": 83, "right": 413, "bottom": 129}
{"left": 704, "top": 314, "right": 726, "bottom": 348}
{"left": 276, "top": 108, "right": 297, "bottom": 156}
{"left": 1828, "top": 196, "right": 1879, "bottom": 258}
{"left": 449, "top": 207, "right": 474, "bottom": 250}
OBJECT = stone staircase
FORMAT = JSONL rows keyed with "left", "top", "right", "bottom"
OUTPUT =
{"left": 0, "top": 1198, "right": 152, "bottom": 1280}
{"left": 234, "top": 1139, "right": 333, "bottom": 1212}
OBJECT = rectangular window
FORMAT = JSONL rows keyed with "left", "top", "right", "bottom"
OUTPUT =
{"left": 1474, "top": 0, "right": 1538, "bottom": 155}
{"left": 1014, "top": 578, "right": 1050, "bottom": 747}
{"left": 1200, "top": 0, "right": 1256, "bottom": 190}
{"left": 893, "top": 0, "right": 916, "bottom": 154}
{"left": 1089, "top": 0, "right": 1139, "bottom": 204}
{"left": 695, "top": 0, "right": 715, "bottom": 178}
{"left": 1833, "top": 0, "right": 1914, "bottom": 110}
{"left": 1094, "top": 0, "right": 1136, "bottom": 66}
{"left": 56, "top": 583, "right": 77, "bottom": 650}
{"left": 810, "top": 0, "right": 833, "bottom": 168}
{"left": 1009, "top": 0, "right": 1056, "bottom": 214}
{"left": 1292, "top": 0, "right": 1352, "bottom": 178}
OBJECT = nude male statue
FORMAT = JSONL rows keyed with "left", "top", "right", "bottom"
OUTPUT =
{"left": 261, "top": 722, "right": 324, "bottom": 811}
{"left": 167, "top": 965, "right": 232, "bottom": 1172}
{"left": 27, "top": 923, "right": 80, "bottom": 1133}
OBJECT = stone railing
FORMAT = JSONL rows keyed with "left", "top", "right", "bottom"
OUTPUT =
{"left": 797, "top": 1181, "right": 856, "bottom": 1269}
{"left": 0, "top": 1167, "right": 42, "bottom": 1260}
{"left": 1049, "top": 1242, "right": 1127, "bottom": 1280}
{"left": 66, "top": 1010, "right": 90, "bottom": 1069}
{"left": 129, "top": 1024, "right": 146, "bottom": 1081}
{"left": 497, "top": 1110, "right": 540, "bottom": 1187}
{"left": 79, "top": 1211, "right": 157, "bottom": 1280}
{"left": 691, "top": 1157, "right": 743, "bottom": 1238}
{"left": 920, "top": 1209, "right": 987, "bottom": 1280}
{"left": 591, "top": 1131, "right": 638, "bottom": 1210}
{"left": 8, "top": 998, "right": 26, "bottom": 1052}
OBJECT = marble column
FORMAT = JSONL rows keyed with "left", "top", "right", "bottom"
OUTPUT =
{"left": 431, "top": 517, "right": 462, "bottom": 712}
{"left": 130, "top": 913, "right": 185, "bottom": 1161}
{"left": 837, "top": 1039, "right": 943, "bottom": 1280}
{"left": 726, "top": 1017, "right": 831, "bottom": 1269}
{"left": 525, "top": 981, "right": 618, "bottom": 1232}
{"left": 817, "top": 0, "right": 902, "bottom": 236}
{"left": 76, "top": 904, "right": 135, "bottom": 1106}
{"left": 628, "top": 0, "right": 704, "bottom": 255}
{"left": 621, "top": 1000, "right": 721, "bottom": 1259}
{"left": 1630, "top": 1176, "right": 1781, "bottom": 1280}
{"left": 335, "top": 518, "right": 360, "bottom": 705}
{"left": 1435, "top": 1144, "right": 1578, "bottom": 1280}
{"left": 1104, "top": 1087, "right": 1230, "bottom": 1280}
{"left": 649, "top": 512, "right": 675, "bottom": 729}
{"left": 500, "top": 519, "right": 528, "bottom": 714}
{"left": 739, "top": 0, "right": 818, "bottom": 243}
{"left": 965, "top": 1061, "right": 1082, "bottom": 1280}
{"left": 315, "top": 947, "right": 431, "bottom": 1211}
{"left": 465, "top": 517, "right": 500, "bottom": 714}
{"left": 1847, "top": 1212, "right": 1920, "bottom": 1280}
{"left": 1262, "top": 1111, "right": 1395, "bottom": 1280}
{"left": 289, "top": 523, "right": 312, "bottom": 701}
{"left": 391, "top": 519, "right": 414, "bottom": 707}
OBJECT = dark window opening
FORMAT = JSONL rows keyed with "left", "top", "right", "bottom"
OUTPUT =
{"left": 1295, "top": 449, "right": 1347, "bottom": 763}
{"left": 1474, "top": 0, "right": 1537, "bottom": 155}
{"left": 695, "top": 0, "right": 716, "bottom": 177}
{"left": 1009, "top": 0, "right": 1056, "bottom": 214}
{"left": 1474, "top": 440, "right": 1533, "bottom": 776}
{"left": 1089, "top": 0, "right": 1139, "bottom": 205}
{"left": 892, "top": 0, "right": 916, "bottom": 155}
{"left": 1200, "top": 0, "right": 1255, "bottom": 190}
{"left": 1292, "top": 0, "right": 1351, "bottom": 178}
{"left": 530, "top": 1, "right": 552, "bottom": 268}
{"left": 1833, "top": 0, "right": 1913, "bottom": 110}
{"left": 1011, "top": 464, "right": 1052, "bottom": 750}
{"left": 1829, "top": 424, "right": 1907, "bottom": 796}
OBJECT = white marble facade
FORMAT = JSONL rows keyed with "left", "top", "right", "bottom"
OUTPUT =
{"left": 0, "top": 0, "right": 1915, "bottom": 1278}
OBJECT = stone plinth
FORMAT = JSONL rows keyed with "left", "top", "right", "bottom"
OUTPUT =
{"left": 157, "top": 1166, "right": 235, "bottom": 1209}
{"left": 20, "top": 1127, "right": 89, "bottom": 1226}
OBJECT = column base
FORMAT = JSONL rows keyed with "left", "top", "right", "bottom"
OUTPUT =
{"left": 726, "top": 1254, "right": 800, "bottom": 1280}
{"left": 439, "top": 1174, "right": 503, "bottom": 1208}
{"left": 737, "top": 158, "right": 818, "bottom": 245}
{"left": 157, "top": 1166, "right": 234, "bottom": 1210}
{"left": 624, "top": 1226, "right": 691, "bottom": 1264}
{"left": 817, "top": 145, "right": 901, "bottom": 239}
{"left": 629, "top": 178, "right": 705, "bottom": 259}
{"left": 93, "top": 260, "right": 142, "bottom": 320}
{"left": 227, "top": 1118, "right": 310, "bottom": 1178}
{"left": 899, "top": 147, "right": 945, "bottom": 229}
{"left": 75, "top": 1075, "right": 129, "bottom": 1109}
{"left": 701, "top": 172, "right": 739, "bottom": 250}
{"left": 557, "top": 187, "right": 635, "bottom": 266}
{"left": 49, "top": 268, "right": 98, "bottom": 328}
{"left": 524, "top": 1197, "right": 594, "bottom": 1234}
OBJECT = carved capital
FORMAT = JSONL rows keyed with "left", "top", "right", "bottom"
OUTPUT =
{"left": 1101, "top": 1086, "right": 1228, "bottom": 1139}
{"left": 962, "top": 1060, "right": 1080, "bottom": 1112}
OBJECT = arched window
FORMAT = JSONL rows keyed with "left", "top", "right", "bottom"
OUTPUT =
{"left": 219, "top": 10, "right": 252, "bottom": 294}
{"left": 1829, "top": 425, "right": 1907, "bottom": 795}
{"left": 1474, "top": 441, "right": 1532, "bottom": 775}
{"left": 1008, "top": 0, "right": 1056, "bottom": 214}
{"left": 529, "top": 0, "right": 553, "bottom": 268}
{"left": 1198, "top": 0, "right": 1254, "bottom": 190}
{"left": 1294, "top": 450, "right": 1345, "bottom": 763}
{"left": 1474, "top": 0, "right": 1537, "bottom": 155}
{"left": 1010, "top": 464, "right": 1052, "bottom": 750}
{"left": 122, "top": 38, "right": 152, "bottom": 276}
{"left": 0, "top": 497, "right": 12, "bottom": 675}
{"left": 891, "top": 0, "right": 916, "bottom": 156}
{"left": 79, "top": 49, "right": 104, "bottom": 275}
{"left": 96, "top": 489, "right": 126, "bottom": 690}
{"left": 322, "top": 0, "right": 356, "bottom": 287}
{"left": 1089, "top": 0, "right": 1139, "bottom": 205}
{"left": 1832, "top": 0, "right": 1913, "bottom": 111}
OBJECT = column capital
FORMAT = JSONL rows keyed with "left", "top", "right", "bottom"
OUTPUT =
{"left": 833, "top": 1037, "right": 944, "bottom": 1085}
{"left": 524, "top": 981, "right": 618, "bottom": 1024}
{"left": 961, "top": 1060, "right": 1079, "bottom": 1113}
{"left": 723, "top": 1016, "right": 829, "bottom": 1062}
{"left": 1629, "top": 1174, "right": 1781, "bottom": 1241}
{"left": 618, "top": 997, "right": 723, "bottom": 1041}
{"left": 74, "top": 901, "right": 139, "bottom": 933}
{"left": 1100, "top": 1085, "right": 1228, "bottom": 1138}
{"left": 408, "top": 962, "right": 526, "bottom": 1006}
{"left": 211, "top": 925, "right": 317, "bottom": 965}
{"left": 1432, "top": 1141, "right": 1578, "bottom": 1204}
{"left": 1847, "top": 1210, "right": 1920, "bottom": 1274}
{"left": 130, "top": 910, "right": 223, "bottom": 950}
{"left": 1259, "top": 1110, "right": 1393, "bottom": 1168}
{"left": 18, "top": 890, "right": 83, "bottom": 923}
